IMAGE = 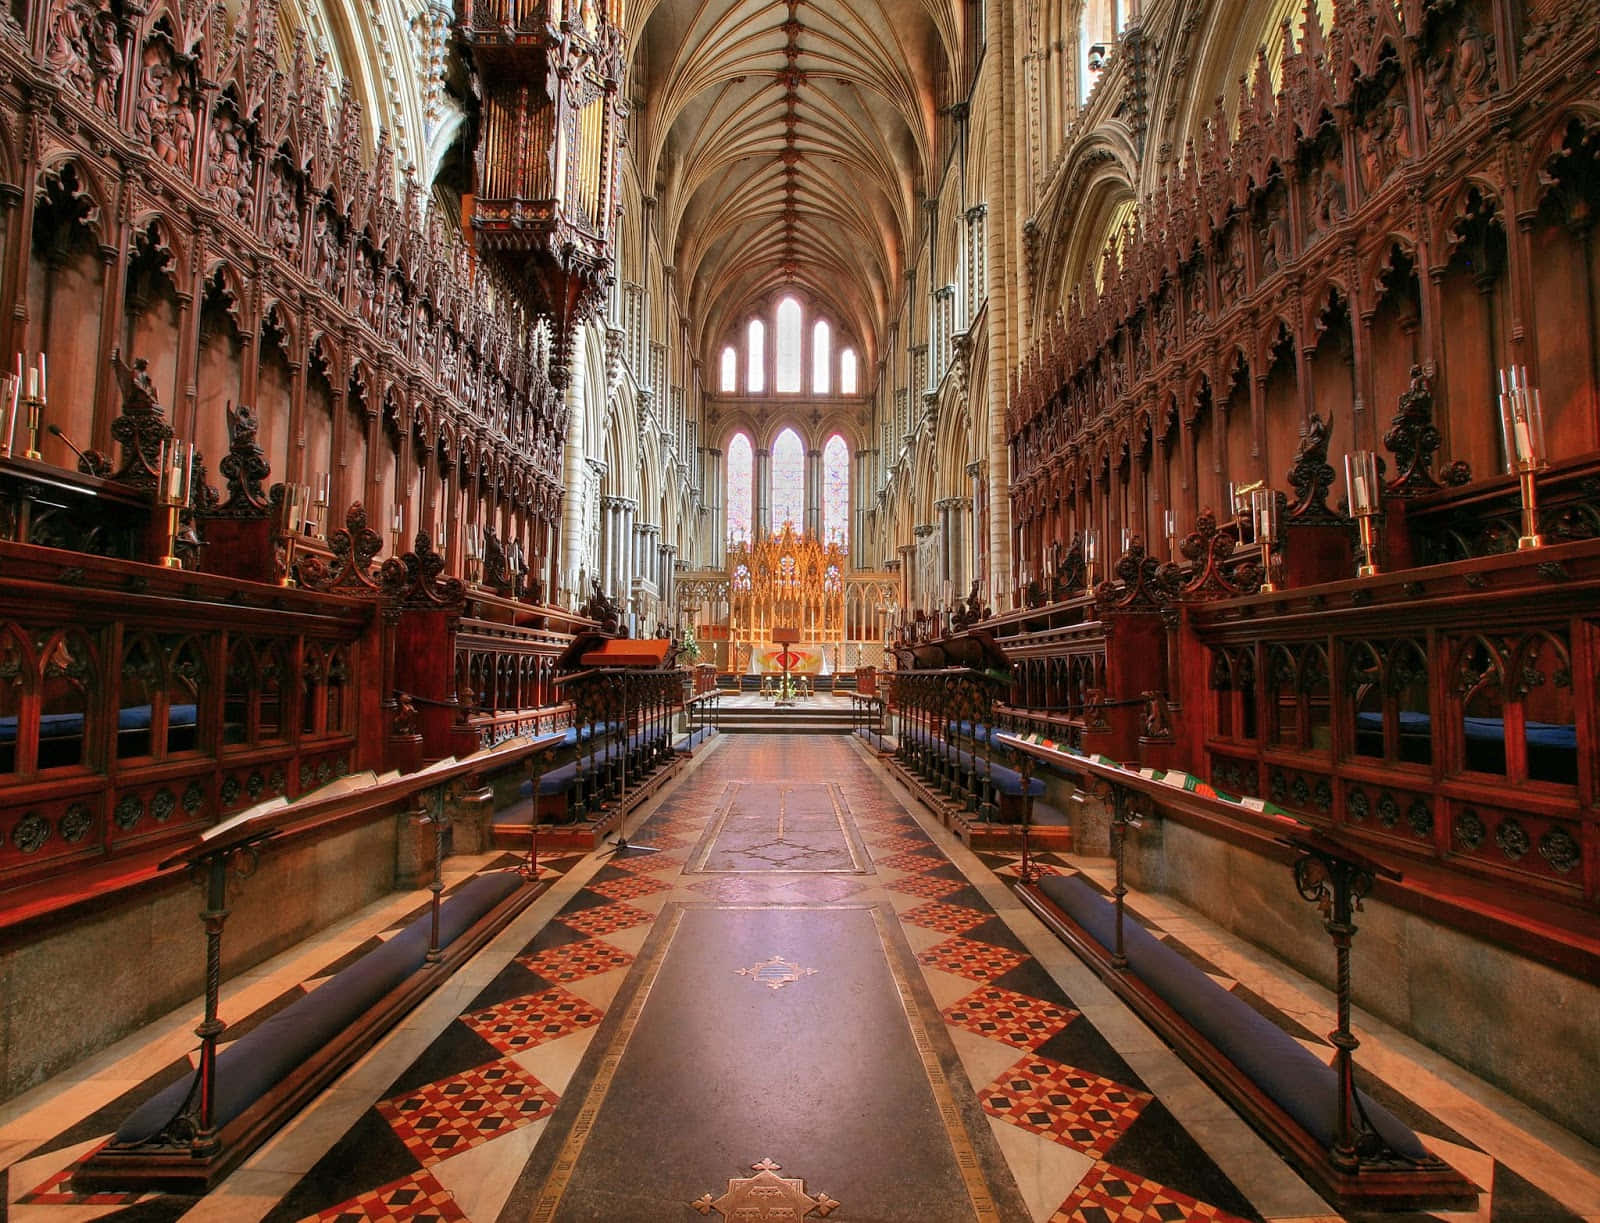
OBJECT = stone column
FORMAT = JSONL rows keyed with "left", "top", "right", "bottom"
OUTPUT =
{"left": 703, "top": 447, "right": 723, "bottom": 565}
{"left": 805, "top": 448, "right": 822, "bottom": 537}
{"left": 967, "top": 460, "right": 984, "bottom": 595}
{"left": 599, "top": 495, "right": 615, "bottom": 599}
{"left": 560, "top": 351, "right": 590, "bottom": 600}
{"left": 622, "top": 499, "right": 638, "bottom": 599}
{"left": 755, "top": 447, "right": 772, "bottom": 536}
{"left": 853, "top": 449, "right": 872, "bottom": 568}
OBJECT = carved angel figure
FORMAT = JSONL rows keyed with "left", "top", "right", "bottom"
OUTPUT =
{"left": 312, "top": 212, "right": 343, "bottom": 291}
{"left": 46, "top": 0, "right": 96, "bottom": 98}
{"left": 88, "top": 10, "right": 124, "bottom": 114}
{"left": 208, "top": 113, "right": 255, "bottom": 225}
{"left": 1312, "top": 164, "right": 1346, "bottom": 230}
{"left": 266, "top": 168, "right": 301, "bottom": 255}
{"left": 226, "top": 400, "right": 260, "bottom": 448}
{"left": 135, "top": 49, "right": 189, "bottom": 167}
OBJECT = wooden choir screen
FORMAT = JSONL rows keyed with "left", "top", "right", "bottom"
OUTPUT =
{"left": 1007, "top": 0, "right": 1600, "bottom": 608}
{"left": 0, "top": 543, "right": 375, "bottom": 894}
{"left": 0, "top": 0, "right": 566, "bottom": 593}
{"left": 1182, "top": 545, "right": 1599, "bottom": 914}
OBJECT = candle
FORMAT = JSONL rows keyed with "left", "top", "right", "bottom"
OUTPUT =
{"left": 28, "top": 367, "right": 37, "bottom": 401}
{"left": 37, "top": 353, "right": 45, "bottom": 403}
{"left": 184, "top": 443, "right": 194, "bottom": 506}
{"left": 392, "top": 508, "right": 403, "bottom": 534}
{"left": 1513, "top": 415, "right": 1532, "bottom": 463}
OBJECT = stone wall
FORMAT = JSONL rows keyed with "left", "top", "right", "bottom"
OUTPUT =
{"left": 0, "top": 809, "right": 406, "bottom": 1104}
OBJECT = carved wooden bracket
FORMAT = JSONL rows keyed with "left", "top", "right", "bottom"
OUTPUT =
{"left": 296, "top": 502, "right": 383, "bottom": 592}
{"left": 380, "top": 530, "right": 467, "bottom": 611}
{"left": 1094, "top": 536, "right": 1182, "bottom": 613}
{"left": 1180, "top": 508, "right": 1264, "bottom": 600}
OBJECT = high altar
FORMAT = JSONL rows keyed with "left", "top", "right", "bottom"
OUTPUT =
{"left": 678, "top": 525, "right": 899, "bottom": 673}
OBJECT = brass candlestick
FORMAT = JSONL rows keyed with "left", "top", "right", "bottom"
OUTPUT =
{"left": 278, "top": 482, "right": 308, "bottom": 587}
{"left": 1498, "top": 366, "right": 1547, "bottom": 550}
{"left": 1252, "top": 487, "right": 1281, "bottom": 592}
{"left": 156, "top": 439, "right": 192, "bottom": 569}
{"left": 23, "top": 396, "right": 42, "bottom": 462}
{"left": 1516, "top": 467, "right": 1542, "bottom": 550}
{"left": 1343, "top": 450, "right": 1381, "bottom": 578}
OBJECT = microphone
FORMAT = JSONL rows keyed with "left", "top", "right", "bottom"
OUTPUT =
{"left": 47, "top": 425, "right": 111, "bottom": 477}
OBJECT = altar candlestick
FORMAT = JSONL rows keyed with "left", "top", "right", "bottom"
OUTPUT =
{"left": 1343, "top": 450, "right": 1381, "bottom": 577}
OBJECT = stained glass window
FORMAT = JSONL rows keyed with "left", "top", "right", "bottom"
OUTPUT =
{"left": 771, "top": 427, "right": 804, "bottom": 531}
{"left": 720, "top": 345, "right": 737, "bottom": 392}
{"left": 747, "top": 320, "right": 765, "bottom": 393}
{"left": 775, "top": 297, "right": 802, "bottom": 392}
{"left": 813, "top": 319, "right": 831, "bottom": 393}
{"left": 727, "top": 432, "right": 753, "bottom": 542}
{"left": 839, "top": 347, "right": 858, "bottom": 394}
{"left": 823, "top": 434, "right": 850, "bottom": 547}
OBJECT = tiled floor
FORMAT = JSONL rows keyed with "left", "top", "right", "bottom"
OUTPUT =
{"left": 1, "top": 734, "right": 1597, "bottom": 1223}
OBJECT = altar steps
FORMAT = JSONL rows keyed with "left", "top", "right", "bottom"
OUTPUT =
{"left": 713, "top": 704, "right": 859, "bottom": 734}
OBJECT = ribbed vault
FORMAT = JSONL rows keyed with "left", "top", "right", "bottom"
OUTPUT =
{"left": 632, "top": 0, "right": 957, "bottom": 379}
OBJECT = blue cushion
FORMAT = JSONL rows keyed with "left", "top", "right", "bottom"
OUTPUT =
{"left": 1038, "top": 874, "right": 1426, "bottom": 1161}
{"left": 113, "top": 871, "right": 523, "bottom": 1146}
{"left": 947, "top": 720, "right": 992, "bottom": 742}
{"left": 3, "top": 704, "right": 202, "bottom": 744}
{"left": 986, "top": 762, "right": 1046, "bottom": 798}
{"left": 1356, "top": 710, "right": 1574, "bottom": 750}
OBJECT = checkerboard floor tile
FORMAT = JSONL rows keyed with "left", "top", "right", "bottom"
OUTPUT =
{"left": 461, "top": 987, "right": 603, "bottom": 1054}
{"left": 21, "top": 1152, "right": 143, "bottom": 1205}
{"left": 863, "top": 833, "right": 931, "bottom": 852}
{"left": 378, "top": 1059, "right": 559, "bottom": 1167}
{"left": 516, "top": 939, "right": 635, "bottom": 982}
{"left": 917, "top": 936, "right": 1027, "bottom": 980}
{"left": 884, "top": 873, "right": 965, "bottom": 899}
{"left": 875, "top": 849, "right": 946, "bottom": 873}
{"left": 982, "top": 1056, "right": 1151, "bottom": 1156}
{"left": 558, "top": 901, "right": 656, "bottom": 935}
{"left": 587, "top": 872, "right": 674, "bottom": 900}
{"left": 608, "top": 851, "right": 687, "bottom": 874}
{"left": 901, "top": 901, "right": 989, "bottom": 934}
{"left": 307, "top": 1168, "right": 468, "bottom": 1221}
{"left": 943, "top": 984, "right": 1079, "bottom": 1049}
{"left": 1048, "top": 1159, "right": 1251, "bottom": 1222}
{"left": 636, "top": 832, "right": 693, "bottom": 849}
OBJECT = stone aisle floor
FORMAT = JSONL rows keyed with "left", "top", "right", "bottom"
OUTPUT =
{"left": 2, "top": 732, "right": 1596, "bottom": 1222}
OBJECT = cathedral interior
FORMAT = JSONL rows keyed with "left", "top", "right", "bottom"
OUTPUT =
{"left": 0, "top": 0, "right": 1598, "bottom": 1215}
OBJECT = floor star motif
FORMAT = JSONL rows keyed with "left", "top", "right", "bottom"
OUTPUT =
{"left": 691, "top": 1158, "right": 839, "bottom": 1219}
{"left": 735, "top": 954, "right": 819, "bottom": 990}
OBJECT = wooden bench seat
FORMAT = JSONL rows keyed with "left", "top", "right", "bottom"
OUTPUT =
{"left": 1020, "top": 873, "right": 1477, "bottom": 1211}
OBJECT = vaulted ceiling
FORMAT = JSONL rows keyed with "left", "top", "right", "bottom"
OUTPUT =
{"left": 629, "top": 0, "right": 959, "bottom": 379}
